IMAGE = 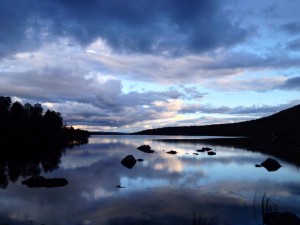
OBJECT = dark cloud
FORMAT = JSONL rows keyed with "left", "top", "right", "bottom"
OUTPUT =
{"left": 280, "top": 76, "right": 300, "bottom": 90}
{"left": 286, "top": 39, "right": 300, "bottom": 51}
{"left": 0, "top": 64, "right": 207, "bottom": 128}
{"left": 0, "top": 1, "right": 50, "bottom": 57}
{"left": 281, "top": 21, "right": 300, "bottom": 34}
{"left": 0, "top": 0, "right": 249, "bottom": 57}
{"left": 203, "top": 51, "right": 300, "bottom": 70}
{"left": 180, "top": 101, "right": 300, "bottom": 116}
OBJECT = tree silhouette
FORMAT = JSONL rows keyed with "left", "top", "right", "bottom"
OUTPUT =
{"left": 0, "top": 96, "right": 12, "bottom": 137}
{"left": 0, "top": 96, "right": 89, "bottom": 142}
{"left": 0, "top": 96, "right": 90, "bottom": 188}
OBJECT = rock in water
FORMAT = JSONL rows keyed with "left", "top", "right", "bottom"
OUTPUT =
{"left": 263, "top": 212, "right": 300, "bottom": 225}
{"left": 261, "top": 158, "right": 282, "bottom": 172}
{"left": 22, "top": 176, "right": 68, "bottom": 188}
{"left": 207, "top": 151, "right": 216, "bottom": 156}
{"left": 137, "top": 145, "right": 155, "bottom": 153}
{"left": 166, "top": 150, "right": 177, "bottom": 154}
{"left": 121, "top": 155, "right": 137, "bottom": 169}
{"left": 196, "top": 149, "right": 206, "bottom": 152}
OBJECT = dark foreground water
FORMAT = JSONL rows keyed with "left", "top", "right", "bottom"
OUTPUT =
{"left": 1, "top": 135, "right": 300, "bottom": 225}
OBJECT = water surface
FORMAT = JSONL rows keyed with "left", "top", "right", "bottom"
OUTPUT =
{"left": 1, "top": 135, "right": 300, "bottom": 225}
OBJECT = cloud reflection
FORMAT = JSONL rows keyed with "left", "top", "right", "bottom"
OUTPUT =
{"left": 1, "top": 136, "right": 300, "bottom": 224}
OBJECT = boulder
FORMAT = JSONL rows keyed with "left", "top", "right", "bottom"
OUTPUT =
{"left": 193, "top": 153, "right": 199, "bottom": 155}
{"left": 22, "top": 176, "right": 68, "bottom": 188}
{"left": 166, "top": 150, "right": 177, "bottom": 154}
{"left": 196, "top": 149, "right": 206, "bottom": 152}
{"left": 121, "top": 155, "right": 137, "bottom": 169}
{"left": 207, "top": 151, "right": 216, "bottom": 156}
{"left": 255, "top": 164, "right": 262, "bottom": 167}
{"left": 137, "top": 158, "right": 144, "bottom": 162}
{"left": 261, "top": 158, "right": 282, "bottom": 172}
{"left": 137, "top": 145, "right": 155, "bottom": 153}
{"left": 202, "top": 147, "right": 212, "bottom": 151}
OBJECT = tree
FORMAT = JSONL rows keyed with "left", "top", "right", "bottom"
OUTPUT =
{"left": 43, "top": 110, "right": 63, "bottom": 136}
{"left": 10, "top": 101, "right": 25, "bottom": 118}
{"left": 0, "top": 96, "right": 12, "bottom": 135}
{"left": 0, "top": 96, "right": 11, "bottom": 116}
{"left": 31, "top": 103, "right": 43, "bottom": 118}
{"left": 0, "top": 96, "right": 89, "bottom": 142}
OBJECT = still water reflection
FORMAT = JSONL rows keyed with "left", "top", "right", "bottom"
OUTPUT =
{"left": 0, "top": 135, "right": 300, "bottom": 225}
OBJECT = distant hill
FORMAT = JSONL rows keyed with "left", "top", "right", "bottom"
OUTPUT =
{"left": 133, "top": 104, "right": 300, "bottom": 138}
{"left": 89, "top": 131, "right": 128, "bottom": 135}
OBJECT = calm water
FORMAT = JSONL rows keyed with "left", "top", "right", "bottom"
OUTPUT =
{"left": 1, "top": 135, "right": 300, "bottom": 225}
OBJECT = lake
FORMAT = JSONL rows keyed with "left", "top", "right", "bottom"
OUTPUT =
{"left": 1, "top": 135, "right": 300, "bottom": 225}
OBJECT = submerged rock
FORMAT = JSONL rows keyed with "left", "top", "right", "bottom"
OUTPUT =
{"left": 121, "top": 155, "right": 137, "bottom": 169}
{"left": 193, "top": 153, "right": 199, "bottom": 155}
{"left": 166, "top": 150, "right": 177, "bottom": 154}
{"left": 137, "top": 145, "right": 155, "bottom": 153}
{"left": 137, "top": 158, "right": 144, "bottom": 162}
{"left": 22, "top": 176, "right": 68, "bottom": 188}
{"left": 116, "top": 184, "right": 125, "bottom": 188}
{"left": 255, "top": 164, "right": 263, "bottom": 167}
{"left": 261, "top": 158, "right": 282, "bottom": 172}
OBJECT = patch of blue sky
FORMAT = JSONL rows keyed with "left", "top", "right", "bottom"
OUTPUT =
{"left": 202, "top": 90, "right": 300, "bottom": 108}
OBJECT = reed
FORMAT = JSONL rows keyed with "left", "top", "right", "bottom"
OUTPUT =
{"left": 261, "top": 192, "right": 278, "bottom": 216}
{"left": 192, "top": 213, "right": 215, "bottom": 225}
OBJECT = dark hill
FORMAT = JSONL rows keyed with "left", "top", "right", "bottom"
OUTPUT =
{"left": 133, "top": 104, "right": 300, "bottom": 138}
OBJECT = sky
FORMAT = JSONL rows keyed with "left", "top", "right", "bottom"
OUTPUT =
{"left": 0, "top": 0, "right": 300, "bottom": 132}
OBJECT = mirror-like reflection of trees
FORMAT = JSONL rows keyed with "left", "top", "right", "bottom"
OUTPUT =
{"left": 0, "top": 140, "right": 88, "bottom": 189}
{"left": 0, "top": 96, "right": 90, "bottom": 189}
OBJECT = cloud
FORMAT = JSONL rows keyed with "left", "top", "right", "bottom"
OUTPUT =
{"left": 286, "top": 39, "right": 300, "bottom": 51}
{"left": 202, "top": 51, "right": 300, "bottom": 70}
{"left": 0, "top": 66, "right": 99, "bottom": 102}
{"left": 0, "top": 64, "right": 203, "bottom": 130}
{"left": 0, "top": 0, "right": 249, "bottom": 57}
{"left": 88, "top": 46, "right": 300, "bottom": 85}
{"left": 281, "top": 21, "right": 300, "bottom": 35}
{"left": 179, "top": 101, "right": 300, "bottom": 117}
{"left": 1, "top": 1, "right": 300, "bottom": 132}
{"left": 280, "top": 76, "right": 300, "bottom": 90}
{"left": 1, "top": 58, "right": 298, "bottom": 131}
{"left": 204, "top": 76, "right": 287, "bottom": 92}
{"left": 0, "top": 1, "right": 53, "bottom": 58}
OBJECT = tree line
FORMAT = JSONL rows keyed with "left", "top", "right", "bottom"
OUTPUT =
{"left": 0, "top": 96, "right": 89, "bottom": 142}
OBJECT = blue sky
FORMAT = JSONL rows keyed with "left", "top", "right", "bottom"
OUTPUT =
{"left": 0, "top": 0, "right": 300, "bottom": 132}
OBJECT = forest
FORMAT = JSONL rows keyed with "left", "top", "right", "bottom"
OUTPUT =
{"left": 0, "top": 96, "right": 89, "bottom": 143}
